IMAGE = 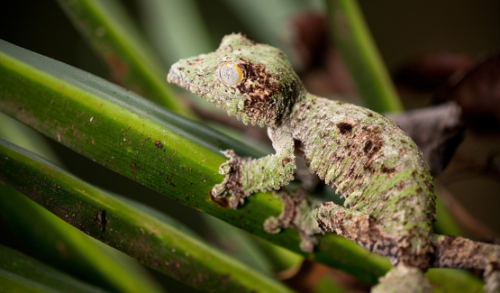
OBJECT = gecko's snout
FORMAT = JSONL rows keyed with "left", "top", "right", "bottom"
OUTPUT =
{"left": 166, "top": 66, "right": 180, "bottom": 84}
{"left": 167, "top": 65, "right": 209, "bottom": 99}
{"left": 166, "top": 65, "right": 186, "bottom": 88}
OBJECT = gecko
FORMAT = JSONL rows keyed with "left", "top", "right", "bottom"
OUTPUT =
{"left": 168, "top": 34, "right": 500, "bottom": 292}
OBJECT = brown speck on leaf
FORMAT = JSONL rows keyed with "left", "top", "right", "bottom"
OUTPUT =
{"left": 141, "top": 137, "right": 150, "bottom": 142}
{"left": 154, "top": 141, "right": 163, "bottom": 150}
{"left": 130, "top": 162, "right": 139, "bottom": 169}
{"left": 93, "top": 209, "right": 106, "bottom": 232}
{"left": 337, "top": 122, "right": 353, "bottom": 134}
{"left": 106, "top": 53, "right": 129, "bottom": 79}
{"left": 209, "top": 190, "right": 229, "bottom": 208}
{"left": 165, "top": 174, "right": 175, "bottom": 188}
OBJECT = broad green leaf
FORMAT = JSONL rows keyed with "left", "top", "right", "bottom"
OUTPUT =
{"left": 138, "top": 0, "right": 298, "bottom": 274}
{"left": 0, "top": 244, "right": 109, "bottom": 293}
{"left": 54, "top": 0, "right": 194, "bottom": 118}
{"left": 0, "top": 39, "right": 483, "bottom": 290}
{"left": 0, "top": 112, "right": 59, "bottom": 165}
{"left": 0, "top": 37, "right": 389, "bottom": 285}
{"left": 140, "top": 0, "right": 214, "bottom": 66}
{"left": 0, "top": 183, "right": 165, "bottom": 293}
{"left": 0, "top": 139, "right": 292, "bottom": 293}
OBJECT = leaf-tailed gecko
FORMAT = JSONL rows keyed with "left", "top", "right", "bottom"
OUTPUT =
{"left": 168, "top": 34, "right": 500, "bottom": 292}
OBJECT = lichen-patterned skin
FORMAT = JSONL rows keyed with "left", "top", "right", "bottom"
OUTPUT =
{"left": 168, "top": 34, "right": 500, "bottom": 292}
{"left": 293, "top": 94, "right": 437, "bottom": 269}
{"left": 166, "top": 34, "right": 463, "bottom": 292}
{"left": 168, "top": 33, "right": 436, "bottom": 269}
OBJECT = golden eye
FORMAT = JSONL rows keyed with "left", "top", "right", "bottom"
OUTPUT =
{"left": 219, "top": 62, "right": 243, "bottom": 86}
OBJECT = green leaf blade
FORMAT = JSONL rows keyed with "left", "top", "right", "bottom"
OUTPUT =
{"left": 0, "top": 139, "right": 293, "bottom": 293}
{"left": 0, "top": 245, "right": 109, "bottom": 293}
{"left": 0, "top": 183, "right": 165, "bottom": 293}
{"left": 0, "top": 39, "right": 481, "bottom": 290}
{"left": 54, "top": 0, "right": 194, "bottom": 118}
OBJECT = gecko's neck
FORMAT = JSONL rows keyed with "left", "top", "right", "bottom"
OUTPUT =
{"left": 266, "top": 83, "right": 307, "bottom": 127}
{"left": 289, "top": 92, "right": 318, "bottom": 119}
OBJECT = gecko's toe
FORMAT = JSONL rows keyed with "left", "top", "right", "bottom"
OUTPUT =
{"left": 212, "top": 183, "right": 226, "bottom": 197}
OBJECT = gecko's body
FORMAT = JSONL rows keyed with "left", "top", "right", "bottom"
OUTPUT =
{"left": 168, "top": 34, "right": 450, "bottom": 291}
{"left": 291, "top": 94, "right": 435, "bottom": 268}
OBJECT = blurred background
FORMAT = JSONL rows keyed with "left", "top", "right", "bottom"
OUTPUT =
{"left": 1, "top": 0, "right": 500, "bottom": 292}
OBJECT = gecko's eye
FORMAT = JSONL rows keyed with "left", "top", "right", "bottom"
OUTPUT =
{"left": 219, "top": 62, "right": 244, "bottom": 86}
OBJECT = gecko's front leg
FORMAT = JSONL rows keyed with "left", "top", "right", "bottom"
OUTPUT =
{"left": 212, "top": 124, "right": 296, "bottom": 209}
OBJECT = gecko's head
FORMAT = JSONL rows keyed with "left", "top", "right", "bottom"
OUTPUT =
{"left": 167, "top": 33, "right": 303, "bottom": 127}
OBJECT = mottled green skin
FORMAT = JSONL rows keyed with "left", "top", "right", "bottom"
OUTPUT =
{"left": 168, "top": 34, "right": 436, "bottom": 271}
{"left": 167, "top": 34, "right": 299, "bottom": 128}
{"left": 294, "top": 94, "right": 435, "bottom": 268}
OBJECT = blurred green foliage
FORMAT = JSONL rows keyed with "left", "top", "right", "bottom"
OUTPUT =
{"left": 1, "top": 0, "right": 498, "bottom": 292}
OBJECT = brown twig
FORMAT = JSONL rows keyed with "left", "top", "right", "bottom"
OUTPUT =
{"left": 387, "top": 102, "right": 464, "bottom": 175}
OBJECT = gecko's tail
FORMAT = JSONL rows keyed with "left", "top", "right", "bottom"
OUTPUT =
{"left": 431, "top": 233, "right": 499, "bottom": 269}
{"left": 431, "top": 233, "right": 500, "bottom": 292}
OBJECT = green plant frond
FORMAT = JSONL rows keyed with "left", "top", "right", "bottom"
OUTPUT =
{"left": 0, "top": 244, "right": 111, "bottom": 293}
{"left": 0, "top": 139, "right": 293, "bottom": 293}
{"left": 0, "top": 38, "right": 392, "bottom": 284}
{"left": 0, "top": 39, "right": 483, "bottom": 290}
{"left": 54, "top": 0, "right": 194, "bottom": 118}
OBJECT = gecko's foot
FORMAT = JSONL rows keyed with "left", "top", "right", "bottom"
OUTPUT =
{"left": 263, "top": 189, "right": 323, "bottom": 253}
{"left": 373, "top": 266, "right": 431, "bottom": 293}
{"left": 211, "top": 150, "right": 246, "bottom": 209}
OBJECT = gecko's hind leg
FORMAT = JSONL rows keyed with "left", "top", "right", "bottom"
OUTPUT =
{"left": 372, "top": 266, "right": 431, "bottom": 293}
{"left": 314, "top": 202, "right": 401, "bottom": 265}
{"left": 263, "top": 189, "right": 322, "bottom": 252}
{"left": 314, "top": 202, "right": 433, "bottom": 292}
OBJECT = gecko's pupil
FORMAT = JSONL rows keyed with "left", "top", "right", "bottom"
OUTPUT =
{"left": 219, "top": 63, "right": 243, "bottom": 86}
